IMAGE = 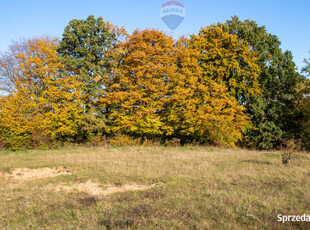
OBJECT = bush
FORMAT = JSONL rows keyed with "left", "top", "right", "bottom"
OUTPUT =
{"left": 247, "top": 121, "right": 283, "bottom": 150}
{"left": 0, "top": 140, "right": 5, "bottom": 151}
{"left": 142, "top": 137, "right": 161, "bottom": 147}
{"left": 164, "top": 138, "right": 181, "bottom": 147}
{"left": 88, "top": 135, "right": 108, "bottom": 147}
{"left": 3, "top": 134, "right": 32, "bottom": 151}
{"left": 281, "top": 139, "right": 302, "bottom": 152}
{"left": 109, "top": 134, "right": 141, "bottom": 146}
{"left": 31, "top": 130, "right": 52, "bottom": 150}
{"left": 282, "top": 152, "right": 293, "bottom": 165}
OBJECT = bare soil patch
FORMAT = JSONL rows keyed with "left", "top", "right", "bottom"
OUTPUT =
{"left": 4, "top": 167, "right": 71, "bottom": 180}
{"left": 49, "top": 181, "right": 163, "bottom": 197}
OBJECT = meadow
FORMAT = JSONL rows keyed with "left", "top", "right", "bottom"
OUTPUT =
{"left": 0, "top": 146, "right": 309, "bottom": 229}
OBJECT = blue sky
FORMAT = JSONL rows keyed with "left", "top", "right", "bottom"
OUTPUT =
{"left": 0, "top": 0, "right": 309, "bottom": 71}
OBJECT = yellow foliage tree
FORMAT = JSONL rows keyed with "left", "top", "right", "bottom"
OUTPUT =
{"left": 165, "top": 37, "right": 250, "bottom": 146}
{"left": 190, "top": 27, "right": 261, "bottom": 99}
{"left": 0, "top": 37, "right": 83, "bottom": 150}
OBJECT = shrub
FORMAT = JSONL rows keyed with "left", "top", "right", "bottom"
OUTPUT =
{"left": 3, "top": 134, "right": 32, "bottom": 151}
{"left": 164, "top": 138, "right": 181, "bottom": 147}
{"left": 31, "top": 130, "right": 52, "bottom": 150}
{"left": 282, "top": 152, "right": 293, "bottom": 165}
{"left": 88, "top": 135, "right": 108, "bottom": 147}
{"left": 109, "top": 134, "right": 141, "bottom": 146}
{"left": 142, "top": 137, "right": 161, "bottom": 147}
{"left": 281, "top": 139, "right": 302, "bottom": 152}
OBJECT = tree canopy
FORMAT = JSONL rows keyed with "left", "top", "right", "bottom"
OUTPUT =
{"left": 217, "top": 16, "right": 304, "bottom": 149}
{"left": 0, "top": 15, "right": 308, "bottom": 151}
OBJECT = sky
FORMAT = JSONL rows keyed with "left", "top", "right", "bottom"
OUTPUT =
{"left": 0, "top": 0, "right": 309, "bottom": 71}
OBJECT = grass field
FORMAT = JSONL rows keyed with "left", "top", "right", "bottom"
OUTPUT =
{"left": 0, "top": 146, "right": 309, "bottom": 229}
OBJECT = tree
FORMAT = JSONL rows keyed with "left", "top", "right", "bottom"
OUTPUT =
{"left": 0, "top": 86, "right": 39, "bottom": 150}
{"left": 217, "top": 16, "right": 304, "bottom": 149}
{"left": 165, "top": 28, "right": 257, "bottom": 146}
{"left": 302, "top": 51, "right": 310, "bottom": 76}
{"left": 169, "top": 39, "right": 249, "bottom": 146}
{"left": 57, "top": 15, "right": 128, "bottom": 138}
{"left": 105, "top": 29, "right": 177, "bottom": 138}
{"left": 300, "top": 52, "right": 310, "bottom": 150}
{"left": 190, "top": 26, "right": 261, "bottom": 99}
{"left": 0, "top": 39, "right": 29, "bottom": 94}
{"left": 0, "top": 37, "right": 83, "bottom": 150}
{"left": 300, "top": 83, "right": 310, "bottom": 151}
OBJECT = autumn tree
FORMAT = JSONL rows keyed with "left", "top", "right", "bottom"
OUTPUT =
{"left": 217, "top": 16, "right": 304, "bottom": 149}
{"left": 165, "top": 30, "right": 257, "bottom": 146}
{"left": 0, "top": 89, "right": 39, "bottom": 150}
{"left": 190, "top": 26, "right": 261, "bottom": 101}
{"left": 173, "top": 39, "right": 249, "bottom": 146}
{"left": 178, "top": 26, "right": 261, "bottom": 146}
{"left": 105, "top": 29, "right": 177, "bottom": 138}
{"left": 57, "top": 15, "right": 128, "bottom": 138}
{"left": 0, "top": 37, "right": 83, "bottom": 150}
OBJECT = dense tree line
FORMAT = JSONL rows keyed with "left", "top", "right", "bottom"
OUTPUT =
{"left": 0, "top": 15, "right": 309, "bottom": 151}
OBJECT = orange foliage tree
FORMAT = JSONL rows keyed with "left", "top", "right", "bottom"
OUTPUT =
{"left": 105, "top": 29, "right": 177, "bottom": 138}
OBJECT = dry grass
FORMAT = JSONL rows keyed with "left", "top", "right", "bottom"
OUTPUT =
{"left": 0, "top": 146, "right": 309, "bottom": 229}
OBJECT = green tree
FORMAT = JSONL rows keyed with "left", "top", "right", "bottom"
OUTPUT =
{"left": 302, "top": 51, "right": 310, "bottom": 76}
{"left": 217, "top": 16, "right": 304, "bottom": 149}
{"left": 57, "top": 15, "right": 127, "bottom": 138}
{"left": 300, "top": 52, "right": 310, "bottom": 150}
